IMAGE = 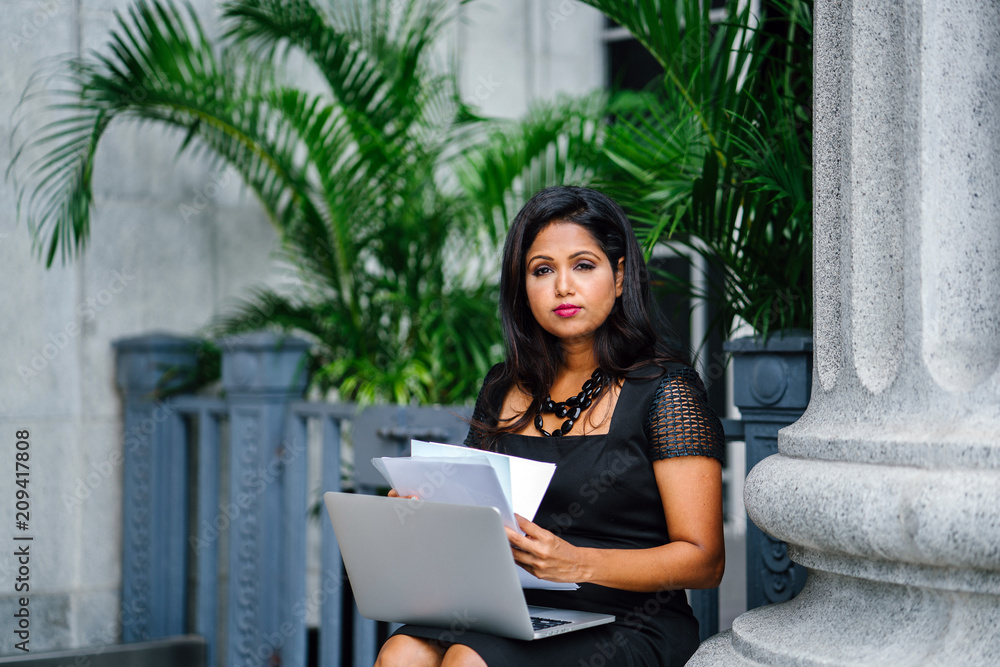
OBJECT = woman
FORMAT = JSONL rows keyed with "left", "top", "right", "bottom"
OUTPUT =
{"left": 378, "top": 186, "right": 725, "bottom": 666}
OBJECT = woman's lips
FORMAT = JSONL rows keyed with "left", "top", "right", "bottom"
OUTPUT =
{"left": 554, "top": 304, "right": 581, "bottom": 317}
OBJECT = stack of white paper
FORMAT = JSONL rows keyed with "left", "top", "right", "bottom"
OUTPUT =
{"left": 372, "top": 455, "right": 518, "bottom": 530}
{"left": 410, "top": 440, "right": 557, "bottom": 521}
{"left": 372, "top": 440, "right": 576, "bottom": 590}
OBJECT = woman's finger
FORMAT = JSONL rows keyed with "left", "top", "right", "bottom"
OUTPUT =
{"left": 514, "top": 514, "right": 547, "bottom": 539}
{"left": 505, "top": 526, "right": 534, "bottom": 553}
{"left": 511, "top": 545, "right": 537, "bottom": 567}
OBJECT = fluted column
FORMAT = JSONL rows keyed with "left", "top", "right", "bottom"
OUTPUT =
{"left": 691, "top": 0, "right": 1000, "bottom": 663}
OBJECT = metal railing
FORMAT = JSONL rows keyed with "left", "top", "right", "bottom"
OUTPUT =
{"left": 114, "top": 333, "right": 471, "bottom": 667}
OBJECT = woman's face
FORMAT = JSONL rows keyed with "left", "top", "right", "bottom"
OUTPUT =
{"left": 524, "top": 221, "right": 624, "bottom": 346}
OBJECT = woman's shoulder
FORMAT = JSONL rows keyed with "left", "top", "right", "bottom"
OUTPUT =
{"left": 479, "top": 362, "right": 513, "bottom": 400}
{"left": 639, "top": 362, "right": 724, "bottom": 462}
{"left": 466, "top": 363, "right": 508, "bottom": 449}
{"left": 624, "top": 358, "right": 696, "bottom": 384}
{"left": 618, "top": 359, "right": 704, "bottom": 419}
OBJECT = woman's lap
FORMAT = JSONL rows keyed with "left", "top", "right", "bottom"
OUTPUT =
{"left": 390, "top": 618, "right": 697, "bottom": 667}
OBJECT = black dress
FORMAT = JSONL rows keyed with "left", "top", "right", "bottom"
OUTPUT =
{"left": 392, "top": 363, "right": 725, "bottom": 666}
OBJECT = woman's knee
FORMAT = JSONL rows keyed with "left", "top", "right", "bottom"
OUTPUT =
{"left": 374, "top": 635, "right": 444, "bottom": 667}
{"left": 441, "top": 643, "right": 487, "bottom": 667}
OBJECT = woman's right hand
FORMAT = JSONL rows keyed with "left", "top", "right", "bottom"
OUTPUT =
{"left": 387, "top": 489, "right": 419, "bottom": 500}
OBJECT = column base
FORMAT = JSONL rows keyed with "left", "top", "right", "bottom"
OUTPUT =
{"left": 689, "top": 570, "right": 1000, "bottom": 666}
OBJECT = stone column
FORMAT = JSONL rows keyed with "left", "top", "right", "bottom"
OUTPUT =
{"left": 692, "top": 0, "right": 1000, "bottom": 664}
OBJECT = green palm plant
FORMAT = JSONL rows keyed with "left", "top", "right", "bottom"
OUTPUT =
{"left": 580, "top": 0, "right": 813, "bottom": 339}
{"left": 8, "top": 0, "right": 616, "bottom": 404}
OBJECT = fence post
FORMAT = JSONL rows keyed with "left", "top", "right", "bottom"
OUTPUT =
{"left": 114, "top": 334, "right": 200, "bottom": 641}
{"left": 726, "top": 332, "right": 812, "bottom": 611}
{"left": 219, "top": 332, "right": 310, "bottom": 667}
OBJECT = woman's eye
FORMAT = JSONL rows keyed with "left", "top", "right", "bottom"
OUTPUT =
{"left": 576, "top": 262, "right": 596, "bottom": 271}
{"left": 531, "top": 266, "right": 552, "bottom": 277}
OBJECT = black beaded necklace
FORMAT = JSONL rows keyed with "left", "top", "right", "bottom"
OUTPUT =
{"left": 534, "top": 368, "right": 606, "bottom": 437}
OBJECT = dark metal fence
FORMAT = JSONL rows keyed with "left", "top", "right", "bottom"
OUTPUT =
{"left": 114, "top": 333, "right": 471, "bottom": 667}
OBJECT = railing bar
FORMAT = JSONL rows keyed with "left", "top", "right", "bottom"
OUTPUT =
{"left": 170, "top": 396, "right": 228, "bottom": 413}
{"left": 352, "top": 604, "right": 377, "bottom": 667}
{"left": 319, "top": 416, "right": 344, "bottom": 667}
{"left": 165, "top": 409, "right": 189, "bottom": 636}
{"left": 282, "top": 415, "right": 310, "bottom": 667}
{"left": 120, "top": 405, "right": 144, "bottom": 642}
{"left": 288, "top": 401, "right": 358, "bottom": 420}
{"left": 193, "top": 409, "right": 221, "bottom": 667}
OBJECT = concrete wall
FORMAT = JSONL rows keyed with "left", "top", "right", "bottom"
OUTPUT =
{"left": 0, "top": 0, "right": 605, "bottom": 656}
{"left": 458, "top": 0, "right": 607, "bottom": 117}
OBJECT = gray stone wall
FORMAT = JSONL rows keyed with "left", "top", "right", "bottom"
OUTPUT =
{"left": 0, "top": 0, "right": 604, "bottom": 656}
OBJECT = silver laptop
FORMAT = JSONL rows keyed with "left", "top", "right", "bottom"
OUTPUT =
{"left": 323, "top": 492, "right": 615, "bottom": 640}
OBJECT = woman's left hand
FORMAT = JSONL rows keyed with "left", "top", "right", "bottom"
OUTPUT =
{"left": 505, "top": 514, "right": 589, "bottom": 583}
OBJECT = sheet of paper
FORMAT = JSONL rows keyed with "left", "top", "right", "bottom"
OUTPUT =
{"left": 517, "top": 568, "right": 579, "bottom": 590}
{"left": 372, "top": 456, "right": 519, "bottom": 531}
{"left": 410, "top": 440, "right": 556, "bottom": 521}
{"left": 410, "top": 440, "right": 512, "bottom": 510}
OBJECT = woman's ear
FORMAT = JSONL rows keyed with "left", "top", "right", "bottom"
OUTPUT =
{"left": 615, "top": 257, "right": 625, "bottom": 297}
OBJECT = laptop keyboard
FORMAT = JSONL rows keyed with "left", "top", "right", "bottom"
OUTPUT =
{"left": 531, "top": 616, "right": 572, "bottom": 631}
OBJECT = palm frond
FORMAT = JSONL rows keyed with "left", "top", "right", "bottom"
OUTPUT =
{"left": 583, "top": 0, "right": 814, "bottom": 337}
{"left": 454, "top": 92, "right": 627, "bottom": 242}
{"left": 221, "top": 0, "right": 458, "bottom": 159}
{"left": 7, "top": 0, "right": 322, "bottom": 265}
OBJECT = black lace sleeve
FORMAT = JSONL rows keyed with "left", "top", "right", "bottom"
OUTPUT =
{"left": 463, "top": 363, "right": 503, "bottom": 450}
{"left": 643, "top": 366, "right": 725, "bottom": 462}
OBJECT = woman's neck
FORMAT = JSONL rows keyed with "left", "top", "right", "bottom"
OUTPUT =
{"left": 558, "top": 339, "right": 599, "bottom": 375}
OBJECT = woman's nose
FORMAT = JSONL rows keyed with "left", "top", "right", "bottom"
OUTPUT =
{"left": 555, "top": 272, "right": 574, "bottom": 297}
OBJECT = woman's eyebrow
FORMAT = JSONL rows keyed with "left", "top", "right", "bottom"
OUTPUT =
{"left": 527, "top": 250, "right": 601, "bottom": 265}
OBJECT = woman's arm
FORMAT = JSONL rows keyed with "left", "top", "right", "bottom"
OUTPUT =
{"left": 505, "top": 454, "right": 725, "bottom": 592}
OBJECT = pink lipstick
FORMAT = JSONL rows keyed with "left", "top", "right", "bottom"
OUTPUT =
{"left": 554, "top": 304, "right": 581, "bottom": 317}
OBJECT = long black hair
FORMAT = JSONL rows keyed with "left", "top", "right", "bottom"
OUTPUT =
{"left": 473, "top": 185, "right": 689, "bottom": 447}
